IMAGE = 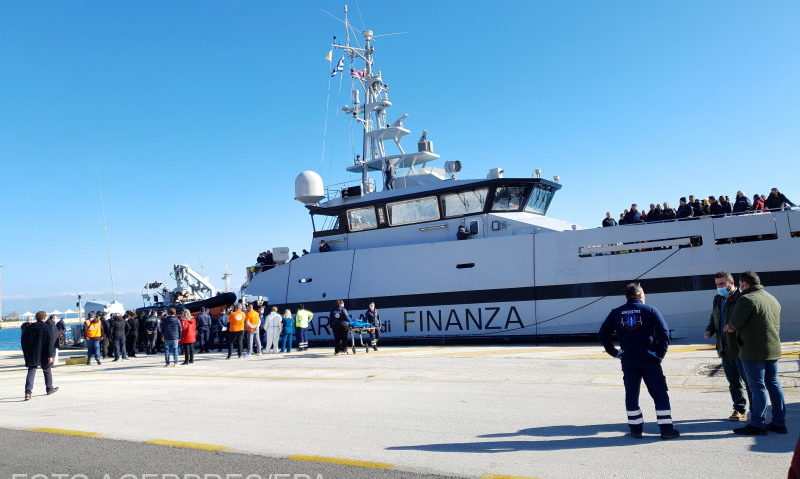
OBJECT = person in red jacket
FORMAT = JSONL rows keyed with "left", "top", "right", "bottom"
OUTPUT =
{"left": 179, "top": 309, "right": 197, "bottom": 365}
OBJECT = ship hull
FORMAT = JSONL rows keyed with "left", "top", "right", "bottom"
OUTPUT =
{"left": 246, "top": 210, "right": 800, "bottom": 343}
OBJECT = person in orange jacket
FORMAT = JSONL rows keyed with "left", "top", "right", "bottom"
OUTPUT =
{"left": 245, "top": 303, "right": 262, "bottom": 356}
{"left": 226, "top": 304, "right": 246, "bottom": 359}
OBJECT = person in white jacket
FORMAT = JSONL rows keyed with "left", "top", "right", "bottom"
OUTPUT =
{"left": 264, "top": 306, "right": 283, "bottom": 353}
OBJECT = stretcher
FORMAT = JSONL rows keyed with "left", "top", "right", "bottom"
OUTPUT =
{"left": 347, "top": 321, "right": 376, "bottom": 354}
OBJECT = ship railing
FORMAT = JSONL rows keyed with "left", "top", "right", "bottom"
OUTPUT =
{"left": 246, "top": 263, "right": 276, "bottom": 282}
{"left": 614, "top": 205, "right": 799, "bottom": 227}
{"left": 324, "top": 178, "right": 376, "bottom": 201}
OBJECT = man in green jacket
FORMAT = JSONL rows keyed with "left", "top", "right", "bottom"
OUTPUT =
{"left": 725, "top": 271, "right": 786, "bottom": 436}
{"left": 704, "top": 272, "right": 749, "bottom": 421}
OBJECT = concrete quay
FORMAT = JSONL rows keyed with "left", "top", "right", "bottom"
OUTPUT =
{"left": 0, "top": 343, "right": 798, "bottom": 479}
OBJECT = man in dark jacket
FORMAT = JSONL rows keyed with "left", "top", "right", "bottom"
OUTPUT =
{"left": 732, "top": 191, "right": 752, "bottom": 214}
{"left": 126, "top": 312, "right": 139, "bottom": 358}
{"left": 688, "top": 195, "right": 702, "bottom": 217}
{"left": 364, "top": 302, "right": 380, "bottom": 351}
{"left": 602, "top": 212, "right": 618, "bottom": 227}
{"left": 46, "top": 315, "right": 61, "bottom": 365}
{"left": 645, "top": 204, "right": 662, "bottom": 223}
{"left": 675, "top": 197, "right": 693, "bottom": 219}
{"left": 196, "top": 307, "right": 213, "bottom": 353}
{"left": 764, "top": 187, "right": 796, "bottom": 211}
{"left": 599, "top": 283, "right": 679, "bottom": 440}
{"left": 726, "top": 271, "right": 786, "bottom": 436}
{"left": 21, "top": 311, "right": 58, "bottom": 400}
{"left": 160, "top": 308, "right": 182, "bottom": 367}
{"left": 100, "top": 313, "right": 111, "bottom": 358}
{"left": 330, "top": 300, "right": 351, "bottom": 355}
{"left": 661, "top": 202, "right": 676, "bottom": 220}
{"left": 720, "top": 195, "right": 733, "bottom": 214}
{"left": 623, "top": 204, "right": 644, "bottom": 224}
{"left": 143, "top": 310, "right": 160, "bottom": 355}
{"left": 708, "top": 196, "right": 725, "bottom": 216}
{"left": 704, "top": 272, "right": 749, "bottom": 421}
{"left": 110, "top": 314, "right": 129, "bottom": 361}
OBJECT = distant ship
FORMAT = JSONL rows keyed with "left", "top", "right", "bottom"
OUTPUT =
{"left": 244, "top": 7, "right": 799, "bottom": 343}
{"left": 138, "top": 264, "right": 236, "bottom": 317}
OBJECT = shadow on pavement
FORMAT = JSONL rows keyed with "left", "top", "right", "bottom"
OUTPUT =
{"left": 387, "top": 419, "right": 795, "bottom": 453}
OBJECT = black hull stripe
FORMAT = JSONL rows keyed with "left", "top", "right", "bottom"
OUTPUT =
{"left": 276, "top": 270, "right": 800, "bottom": 313}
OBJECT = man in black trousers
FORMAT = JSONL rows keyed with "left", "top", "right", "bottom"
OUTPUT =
{"left": 21, "top": 311, "right": 58, "bottom": 401}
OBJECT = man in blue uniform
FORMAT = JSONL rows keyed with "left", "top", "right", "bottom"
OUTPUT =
{"left": 330, "top": 300, "right": 351, "bottom": 355}
{"left": 196, "top": 307, "right": 212, "bottom": 353}
{"left": 599, "top": 283, "right": 680, "bottom": 439}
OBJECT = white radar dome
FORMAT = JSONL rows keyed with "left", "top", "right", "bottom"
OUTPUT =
{"left": 295, "top": 171, "right": 324, "bottom": 204}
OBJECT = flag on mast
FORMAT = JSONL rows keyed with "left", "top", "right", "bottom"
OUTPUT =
{"left": 331, "top": 56, "right": 344, "bottom": 77}
{"left": 325, "top": 50, "right": 332, "bottom": 62}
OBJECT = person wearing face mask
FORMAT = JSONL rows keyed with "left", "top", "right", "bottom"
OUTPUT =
{"left": 704, "top": 272, "right": 750, "bottom": 421}
{"left": 598, "top": 283, "right": 679, "bottom": 440}
{"left": 364, "top": 302, "right": 380, "bottom": 352}
{"left": 725, "top": 271, "right": 786, "bottom": 436}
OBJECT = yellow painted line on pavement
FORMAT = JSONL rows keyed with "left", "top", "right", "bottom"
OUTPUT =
{"left": 146, "top": 439, "right": 231, "bottom": 451}
{"left": 481, "top": 474, "right": 542, "bottom": 479}
{"left": 288, "top": 454, "right": 393, "bottom": 469}
{"left": 562, "top": 344, "right": 718, "bottom": 359}
{"left": 29, "top": 427, "right": 100, "bottom": 437}
{"left": 424, "top": 347, "right": 564, "bottom": 358}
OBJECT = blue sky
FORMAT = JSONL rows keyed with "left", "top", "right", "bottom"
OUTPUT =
{"left": 1, "top": 0, "right": 798, "bottom": 313}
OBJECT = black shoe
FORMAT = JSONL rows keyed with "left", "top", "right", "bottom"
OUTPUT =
{"left": 112, "top": 358, "right": 119, "bottom": 362}
{"left": 86, "top": 359, "right": 91, "bottom": 365}
{"left": 372, "top": 345, "right": 378, "bottom": 351}
{"left": 46, "top": 387, "right": 59, "bottom": 395}
{"left": 24, "top": 392, "right": 31, "bottom": 401}
{"left": 766, "top": 423, "right": 788, "bottom": 434}
{"left": 630, "top": 431, "right": 643, "bottom": 439}
{"left": 96, "top": 359, "right": 101, "bottom": 365}
{"left": 733, "top": 424, "right": 767, "bottom": 436}
{"left": 181, "top": 361, "right": 188, "bottom": 365}
{"left": 226, "top": 355, "right": 231, "bottom": 359}
{"left": 660, "top": 428, "right": 680, "bottom": 439}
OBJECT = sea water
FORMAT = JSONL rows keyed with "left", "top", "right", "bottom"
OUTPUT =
{"left": 0, "top": 328, "right": 21, "bottom": 351}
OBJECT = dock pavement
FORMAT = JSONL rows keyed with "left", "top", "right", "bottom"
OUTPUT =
{"left": 0, "top": 343, "right": 798, "bottom": 479}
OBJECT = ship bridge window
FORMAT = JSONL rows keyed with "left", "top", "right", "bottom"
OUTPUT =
{"left": 311, "top": 212, "right": 343, "bottom": 237}
{"left": 387, "top": 196, "right": 440, "bottom": 226}
{"left": 491, "top": 186, "right": 531, "bottom": 212}
{"left": 347, "top": 206, "right": 378, "bottom": 232}
{"left": 525, "top": 186, "right": 556, "bottom": 215}
{"left": 443, "top": 188, "right": 489, "bottom": 218}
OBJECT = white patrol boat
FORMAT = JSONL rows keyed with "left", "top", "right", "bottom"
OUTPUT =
{"left": 245, "top": 7, "right": 800, "bottom": 343}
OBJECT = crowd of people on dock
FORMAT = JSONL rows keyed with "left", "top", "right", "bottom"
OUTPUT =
{"left": 602, "top": 187, "right": 795, "bottom": 226}
{"left": 78, "top": 299, "right": 382, "bottom": 367}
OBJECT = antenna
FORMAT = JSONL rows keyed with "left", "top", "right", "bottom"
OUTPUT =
{"left": 222, "top": 260, "right": 232, "bottom": 293}
{"left": 96, "top": 168, "right": 117, "bottom": 302}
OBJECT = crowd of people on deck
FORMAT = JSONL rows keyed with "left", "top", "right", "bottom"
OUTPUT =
{"left": 78, "top": 299, "right": 382, "bottom": 367}
{"left": 603, "top": 187, "right": 796, "bottom": 227}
